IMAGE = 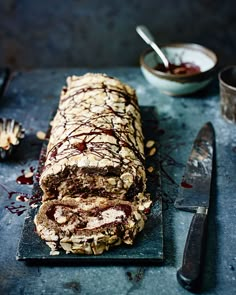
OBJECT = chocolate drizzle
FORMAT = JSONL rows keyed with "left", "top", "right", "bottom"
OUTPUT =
{"left": 73, "top": 141, "right": 87, "bottom": 152}
{"left": 60, "top": 84, "right": 138, "bottom": 110}
{"left": 41, "top": 74, "right": 145, "bottom": 201}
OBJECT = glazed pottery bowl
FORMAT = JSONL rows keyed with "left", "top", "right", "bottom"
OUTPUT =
{"left": 140, "top": 43, "right": 217, "bottom": 96}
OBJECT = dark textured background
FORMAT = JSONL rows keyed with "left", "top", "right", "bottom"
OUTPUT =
{"left": 0, "top": 0, "right": 235, "bottom": 69}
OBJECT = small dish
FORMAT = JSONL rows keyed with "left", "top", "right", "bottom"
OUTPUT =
{"left": 140, "top": 43, "right": 217, "bottom": 96}
{"left": 219, "top": 65, "right": 236, "bottom": 123}
{"left": 0, "top": 118, "right": 25, "bottom": 159}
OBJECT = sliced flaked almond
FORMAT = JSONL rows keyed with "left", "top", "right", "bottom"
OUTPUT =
{"left": 24, "top": 171, "right": 34, "bottom": 178}
{"left": 36, "top": 131, "right": 46, "bottom": 140}
{"left": 148, "top": 147, "right": 156, "bottom": 156}
{"left": 107, "top": 178, "right": 116, "bottom": 186}
{"left": 146, "top": 140, "right": 155, "bottom": 148}
{"left": 147, "top": 166, "right": 154, "bottom": 173}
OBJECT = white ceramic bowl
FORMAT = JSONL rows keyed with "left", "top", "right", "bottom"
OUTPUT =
{"left": 140, "top": 43, "right": 217, "bottom": 96}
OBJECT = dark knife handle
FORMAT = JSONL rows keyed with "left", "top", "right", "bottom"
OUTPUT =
{"left": 177, "top": 209, "right": 208, "bottom": 292}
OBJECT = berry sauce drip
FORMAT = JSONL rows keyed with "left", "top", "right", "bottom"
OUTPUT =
{"left": 5, "top": 203, "right": 27, "bottom": 216}
{"left": 3, "top": 189, "right": 41, "bottom": 216}
{"left": 16, "top": 167, "right": 35, "bottom": 185}
{"left": 16, "top": 195, "right": 29, "bottom": 202}
{"left": 0, "top": 182, "right": 29, "bottom": 216}
{"left": 154, "top": 62, "right": 201, "bottom": 75}
{"left": 181, "top": 179, "right": 193, "bottom": 189}
{"left": 1, "top": 159, "right": 42, "bottom": 217}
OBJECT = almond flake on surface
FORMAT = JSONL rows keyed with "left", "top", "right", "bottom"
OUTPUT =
{"left": 148, "top": 147, "right": 156, "bottom": 156}
{"left": 24, "top": 171, "right": 34, "bottom": 178}
{"left": 147, "top": 166, "right": 154, "bottom": 173}
{"left": 30, "top": 203, "right": 39, "bottom": 208}
{"left": 146, "top": 140, "right": 155, "bottom": 148}
{"left": 36, "top": 131, "right": 46, "bottom": 140}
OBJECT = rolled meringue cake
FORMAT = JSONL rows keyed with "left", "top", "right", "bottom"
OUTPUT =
{"left": 34, "top": 73, "right": 152, "bottom": 255}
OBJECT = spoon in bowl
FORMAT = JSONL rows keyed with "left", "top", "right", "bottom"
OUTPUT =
{"left": 136, "top": 25, "right": 170, "bottom": 70}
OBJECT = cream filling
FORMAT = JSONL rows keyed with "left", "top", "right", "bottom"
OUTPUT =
{"left": 53, "top": 206, "right": 126, "bottom": 231}
{"left": 86, "top": 208, "right": 126, "bottom": 229}
{"left": 54, "top": 206, "right": 68, "bottom": 224}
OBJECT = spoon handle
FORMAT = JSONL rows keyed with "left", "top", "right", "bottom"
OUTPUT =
{"left": 136, "top": 25, "right": 169, "bottom": 69}
{"left": 136, "top": 25, "right": 155, "bottom": 44}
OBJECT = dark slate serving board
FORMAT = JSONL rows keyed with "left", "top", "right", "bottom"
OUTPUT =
{"left": 16, "top": 106, "right": 163, "bottom": 264}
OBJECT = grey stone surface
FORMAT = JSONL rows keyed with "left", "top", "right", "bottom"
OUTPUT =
{"left": 0, "top": 0, "right": 235, "bottom": 69}
{"left": 0, "top": 68, "right": 236, "bottom": 294}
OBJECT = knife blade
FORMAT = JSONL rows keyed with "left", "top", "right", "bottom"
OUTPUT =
{"left": 174, "top": 122, "right": 215, "bottom": 292}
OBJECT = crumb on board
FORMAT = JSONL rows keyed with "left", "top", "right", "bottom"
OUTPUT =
{"left": 24, "top": 171, "right": 34, "bottom": 178}
{"left": 148, "top": 147, "right": 156, "bottom": 156}
{"left": 145, "top": 140, "right": 155, "bottom": 149}
{"left": 147, "top": 166, "right": 154, "bottom": 173}
{"left": 36, "top": 131, "right": 46, "bottom": 140}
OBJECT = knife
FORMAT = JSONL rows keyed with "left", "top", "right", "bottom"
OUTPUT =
{"left": 174, "top": 122, "right": 215, "bottom": 292}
